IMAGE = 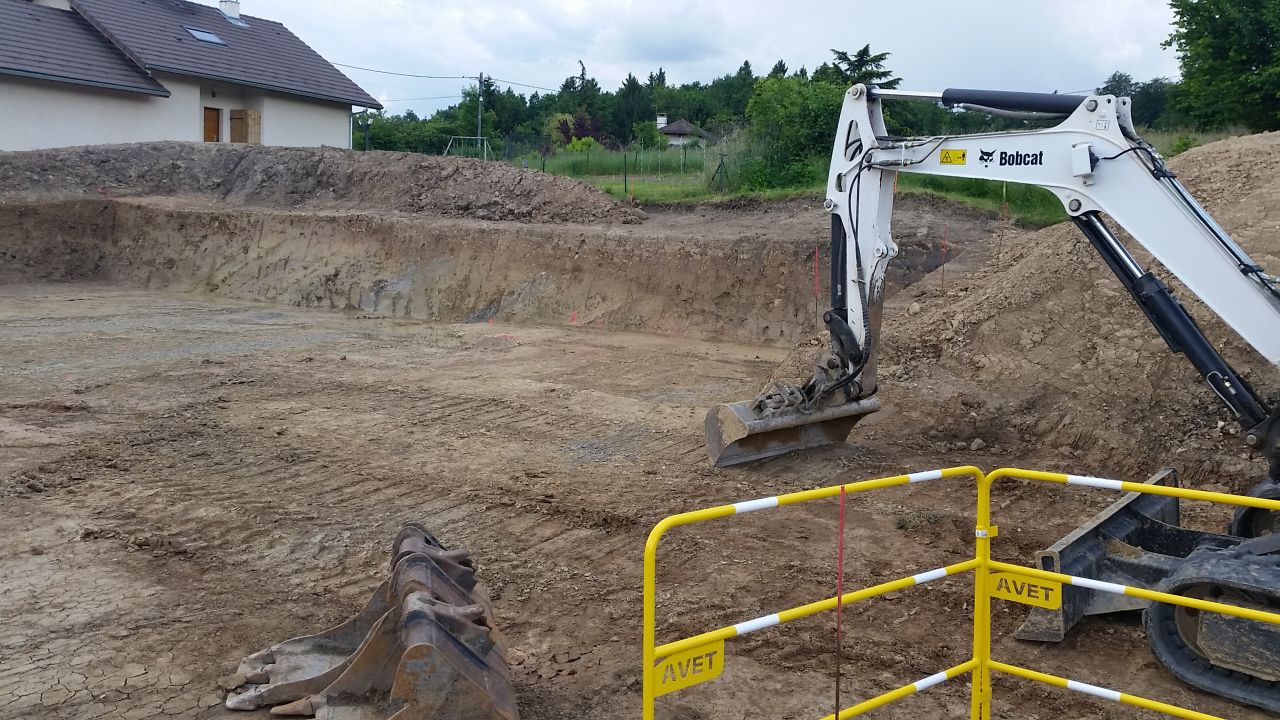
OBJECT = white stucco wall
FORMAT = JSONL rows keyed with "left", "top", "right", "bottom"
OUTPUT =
{"left": 0, "top": 73, "right": 202, "bottom": 151}
{"left": 199, "top": 80, "right": 264, "bottom": 142}
{"left": 260, "top": 93, "right": 352, "bottom": 148}
{"left": 1, "top": 71, "right": 354, "bottom": 151}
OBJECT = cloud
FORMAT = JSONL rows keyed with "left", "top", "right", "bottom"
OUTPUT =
{"left": 223, "top": 0, "right": 1181, "bottom": 116}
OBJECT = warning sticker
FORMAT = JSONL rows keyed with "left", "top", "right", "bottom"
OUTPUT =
{"left": 653, "top": 640, "right": 725, "bottom": 697}
{"left": 989, "top": 571, "right": 1062, "bottom": 610}
{"left": 939, "top": 149, "right": 967, "bottom": 165}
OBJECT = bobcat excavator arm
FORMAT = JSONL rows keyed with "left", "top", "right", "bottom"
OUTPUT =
{"left": 707, "top": 84, "right": 1280, "bottom": 713}
{"left": 708, "top": 84, "right": 1280, "bottom": 472}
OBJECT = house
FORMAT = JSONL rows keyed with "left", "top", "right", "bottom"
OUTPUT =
{"left": 0, "top": 0, "right": 381, "bottom": 151}
{"left": 656, "top": 115, "right": 709, "bottom": 147}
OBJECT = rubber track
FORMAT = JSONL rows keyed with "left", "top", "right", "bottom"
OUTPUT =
{"left": 1145, "top": 543, "right": 1280, "bottom": 714}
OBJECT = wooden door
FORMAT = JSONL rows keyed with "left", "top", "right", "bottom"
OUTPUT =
{"left": 203, "top": 107, "right": 221, "bottom": 142}
{"left": 229, "top": 110, "right": 246, "bottom": 143}
{"left": 228, "top": 110, "right": 262, "bottom": 144}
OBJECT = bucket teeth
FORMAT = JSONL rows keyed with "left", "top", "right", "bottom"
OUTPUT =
{"left": 225, "top": 525, "right": 517, "bottom": 720}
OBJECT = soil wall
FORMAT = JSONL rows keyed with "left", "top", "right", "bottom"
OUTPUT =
{"left": 0, "top": 199, "right": 828, "bottom": 343}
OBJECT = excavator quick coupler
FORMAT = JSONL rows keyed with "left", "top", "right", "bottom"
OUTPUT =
{"left": 705, "top": 311, "right": 879, "bottom": 467}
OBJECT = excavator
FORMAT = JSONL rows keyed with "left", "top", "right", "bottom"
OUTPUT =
{"left": 704, "top": 85, "right": 1280, "bottom": 712}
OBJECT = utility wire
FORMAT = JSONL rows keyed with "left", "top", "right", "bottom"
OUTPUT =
{"left": 334, "top": 62, "right": 556, "bottom": 93}
{"left": 333, "top": 62, "right": 471, "bottom": 80}
{"left": 488, "top": 76, "right": 556, "bottom": 92}
{"left": 384, "top": 95, "right": 465, "bottom": 103}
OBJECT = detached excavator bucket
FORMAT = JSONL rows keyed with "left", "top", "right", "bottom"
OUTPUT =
{"left": 1014, "top": 469, "right": 1280, "bottom": 713}
{"left": 1014, "top": 468, "right": 1233, "bottom": 641}
{"left": 705, "top": 396, "right": 880, "bottom": 467}
{"left": 225, "top": 524, "right": 516, "bottom": 720}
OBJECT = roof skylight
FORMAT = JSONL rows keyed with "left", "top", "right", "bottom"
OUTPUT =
{"left": 185, "top": 27, "right": 226, "bottom": 45}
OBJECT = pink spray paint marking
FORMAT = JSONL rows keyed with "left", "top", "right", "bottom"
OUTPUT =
{"left": 570, "top": 310, "right": 578, "bottom": 326}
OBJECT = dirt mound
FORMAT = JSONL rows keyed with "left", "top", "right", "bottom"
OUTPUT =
{"left": 779, "top": 133, "right": 1280, "bottom": 486}
{"left": 0, "top": 142, "right": 643, "bottom": 224}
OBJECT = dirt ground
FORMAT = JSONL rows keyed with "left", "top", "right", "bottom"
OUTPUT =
{"left": 1, "top": 140, "right": 1276, "bottom": 720}
{"left": 2, "top": 283, "right": 1260, "bottom": 720}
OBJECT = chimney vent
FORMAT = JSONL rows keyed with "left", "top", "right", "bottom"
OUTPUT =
{"left": 219, "top": 0, "right": 240, "bottom": 19}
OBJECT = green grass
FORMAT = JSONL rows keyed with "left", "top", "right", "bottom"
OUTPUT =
{"left": 896, "top": 174, "right": 1066, "bottom": 226}
{"left": 584, "top": 174, "right": 824, "bottom": 205}
{"left": 587, "top": 177, "right": 716, "bottom": 203}
{"left": 1140, "top": 127, "right": 1244, "bottom": 157}
{"left": 528, "top": 147, "right": 1067, "bottom": 225}
{"left": 584, "top": 171, "right": 1066, "bottom": 226}
{"left": 527, "top": 148, "right": 706, "bottom": 177}
{"left": 523, "top": 126, "right": 1248, "bottom": 223}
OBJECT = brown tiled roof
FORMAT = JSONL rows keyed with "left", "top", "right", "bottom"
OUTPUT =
{"left": 0, "top": 0, "right": 169, "bottom": 95}
{"left": 659, "top": 119, "right": 706, "bottom": 137}
{"left": 71, "top": 0, "right": 381, "bottom": 108}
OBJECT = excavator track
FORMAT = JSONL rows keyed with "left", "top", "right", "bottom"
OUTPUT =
{"left": 1145, "top": 535, "right": 1280, "bottom": 714}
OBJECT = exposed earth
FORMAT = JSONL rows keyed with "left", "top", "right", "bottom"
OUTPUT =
{"left": 1, "top": 140, "right": 1276, "bottom": 720}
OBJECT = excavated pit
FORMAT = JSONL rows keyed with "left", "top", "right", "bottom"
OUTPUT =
{"left": 0, "top": 193, "right": 988, "bottom": 346}
{"left": 6, "top": 141, "right": 1275, "bottom": 720}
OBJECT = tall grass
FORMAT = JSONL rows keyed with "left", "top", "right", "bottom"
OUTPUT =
{"left": 524, "top": 125, "right": 1246, "bottom": 226}
{"left": 1138, "top": 127, "right": 1245, "bottom": 157}
{"left": 896, "top": 175, "right": 1066, "bottom": 226}
{"left": 575, "top": 162, "right": 1067, "bottom": 225}
{"left": 524, "top": 147, "right": 707, "bottom": 177}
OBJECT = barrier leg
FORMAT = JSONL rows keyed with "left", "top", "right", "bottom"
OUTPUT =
{"left": 642, "top": 528, "right": 660, "bottom": 720}
{"left": 970, "top": 473, "right": 993, "bottom": 720}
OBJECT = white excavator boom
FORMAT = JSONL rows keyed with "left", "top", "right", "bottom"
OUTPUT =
{"left": 705, "top": 84, "right": 1280, "bottom": 714}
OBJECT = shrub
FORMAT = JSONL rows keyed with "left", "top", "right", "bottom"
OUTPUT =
{"left": 565, "top": 136, "right": 602, "bottom": 153}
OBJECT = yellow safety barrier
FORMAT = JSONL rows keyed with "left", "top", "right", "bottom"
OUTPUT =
{"left": 641, "top": 465, "right": 1280, "bottom": 720}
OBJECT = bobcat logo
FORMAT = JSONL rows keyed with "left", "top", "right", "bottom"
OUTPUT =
{"left": 979, "top": 149, "right": 996, "bottom": 167}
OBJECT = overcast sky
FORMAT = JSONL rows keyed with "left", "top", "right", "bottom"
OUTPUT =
{"left": 227, "top": 0, "right": 1181, "bottom": 117}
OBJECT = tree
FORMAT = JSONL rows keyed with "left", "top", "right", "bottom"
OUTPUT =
{"left": 1097, "top": 71, "right": 1139, "bottom": 99}
{"left": 544, "top": 112, "right": 574, "bottom": 146}
{"left": 611, "top": 73, "right": 654, "bottom": 142}
{"left": 631, "top": 120, "right": 666, "bottom": 149}
{"left": 769, "top": 60, "right": 788, "bottom": 78}
{"left": 1165, "top": 0, "right": 1280, "bottom": 130}
{"left": 745, "top": 76, "right": 846, "bottom": 187}
{"left": 812, "top": 45, "right": 901, "bottom": 88}
{"left": 708, "top": 61, "right": 757, "bottom": 118}
{"left": 1131, "top": 78, "right": 1177, "bottom": 128}
{"left": 570, "top": 110, "right": 607, "bottom": 142}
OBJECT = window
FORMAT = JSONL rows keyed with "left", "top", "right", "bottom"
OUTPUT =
{"left": 222, "top": 14, "right": 248, "bottom": 28}
{"left": 185, "top": 27, "right": 226, "bottom": 45}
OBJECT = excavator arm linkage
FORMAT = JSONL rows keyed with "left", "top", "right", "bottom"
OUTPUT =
{"left": 705, "top": 84, "right": 1280, "bottom": 713}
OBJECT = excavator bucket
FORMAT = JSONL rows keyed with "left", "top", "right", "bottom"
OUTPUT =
{"left": 1014, "top": 469, "right": 1190, "bottom": 642}
{"left": 704, "top": 396, "right": 880, "bottom": 467}
{"left": 1014, "top": 468, "right": 1280, "bottom": 714}
{"left": 224, "top": 524, "right": 516, "bottom": 720}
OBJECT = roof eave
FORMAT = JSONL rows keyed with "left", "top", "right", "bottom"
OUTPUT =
{"left": 149, "top": 66, "right": 382, "bottom": 109}
{"left": 0, "top": 67, "right": 170, "bottom": 97}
